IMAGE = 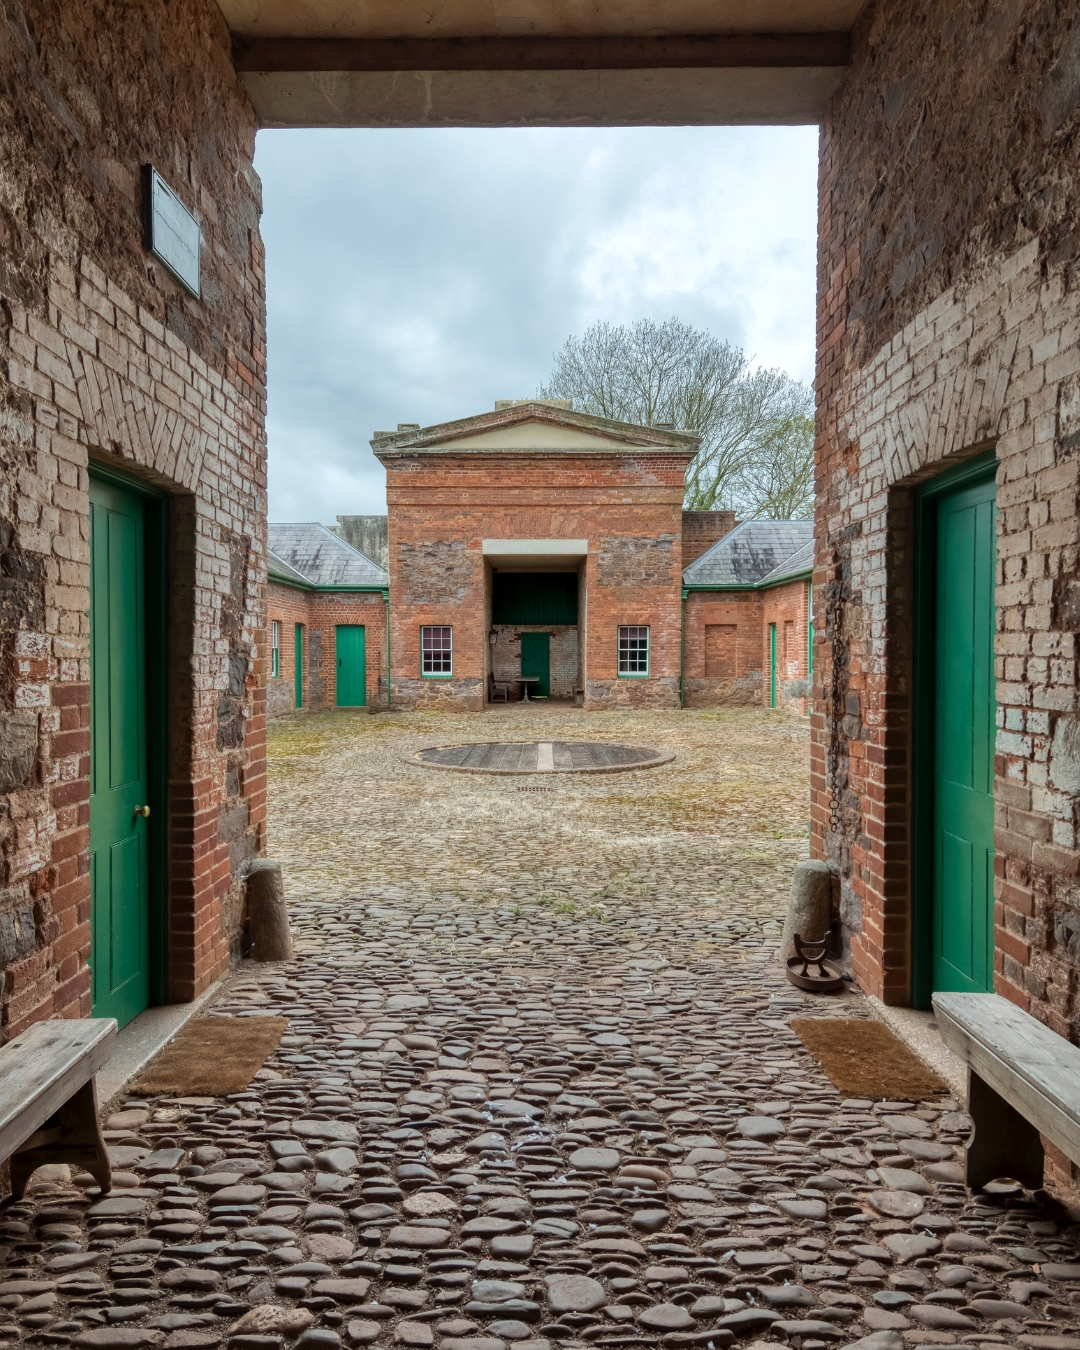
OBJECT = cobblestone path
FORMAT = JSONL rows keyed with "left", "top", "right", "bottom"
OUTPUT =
{"left": 4, "top": 709, "right": 1080, "bottom": 1350}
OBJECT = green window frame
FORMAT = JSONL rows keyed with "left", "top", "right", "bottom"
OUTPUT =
{"left": 271, "top": 619, "right": 280, "bottom": 679}
{"left": 617, "top": 625, "right": 650, "bottom": 677}
{"left": 421, "top": 625, "right": 453, "bottom": 678}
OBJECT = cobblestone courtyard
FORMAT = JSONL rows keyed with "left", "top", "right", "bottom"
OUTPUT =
{"left": 5, "top": 708, "right": 1080, "bottom": 1350}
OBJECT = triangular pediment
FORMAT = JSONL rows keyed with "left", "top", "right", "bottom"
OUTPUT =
{"left": 371, "top": 400, "right": 699, "bottom": 458}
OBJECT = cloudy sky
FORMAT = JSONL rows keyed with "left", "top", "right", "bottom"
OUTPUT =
{"left": 256, "top": 126, "right": 819, "bottom": 524}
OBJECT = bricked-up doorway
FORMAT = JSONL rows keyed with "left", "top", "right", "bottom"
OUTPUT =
{"left": 88, "top": 466, "right": 169, "bottom": 1029}
{"left": 912, "top": 451, "right": 998, "bottom": 1008}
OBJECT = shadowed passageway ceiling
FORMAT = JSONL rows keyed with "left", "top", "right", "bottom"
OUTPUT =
{"left": 220, "top": 0, "right": 860, "bottom": 127}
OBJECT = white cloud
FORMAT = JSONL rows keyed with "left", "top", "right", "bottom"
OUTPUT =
{"left": 256, "top": 125, "right": 818, "bottom": 522}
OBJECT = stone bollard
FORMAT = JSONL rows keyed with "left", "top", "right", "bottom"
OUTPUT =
{"left": 780, "top": 859, "right": 833, "bottom": 962}
{"left": 246, "top": 859, "right": 293, "bottom": 962}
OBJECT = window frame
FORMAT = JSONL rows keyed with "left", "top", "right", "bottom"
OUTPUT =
{"left": 617, "top": 624, "right": 650, "bottom": 678}
{"left": 270, "top": 619, "right": 280, "bottom": 679}
{"left": 420, "top": 625, "right": 454, "bottom": 678}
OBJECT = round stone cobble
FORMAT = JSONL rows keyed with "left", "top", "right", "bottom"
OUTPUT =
{"left": 4, "top": 708, "right": 1080, "bottom": 1350}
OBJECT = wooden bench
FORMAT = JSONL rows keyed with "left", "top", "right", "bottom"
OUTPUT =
{"left": 0, "top": 1018, "right": 117, "bottom": 1200}
{"left": 932, "top": 991, "right": 1080, "bottom": 1192}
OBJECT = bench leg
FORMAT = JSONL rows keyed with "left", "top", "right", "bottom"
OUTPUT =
{"left": 9, "top": 1079, "right": 111, "bottom": 1200}
{"left": 966, "top": 1067, "right": 1044, "bottom": 1192}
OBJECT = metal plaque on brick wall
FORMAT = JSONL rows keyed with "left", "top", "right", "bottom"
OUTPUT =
{"left": 142, "top": 166, "right": 201, "bottom": 297}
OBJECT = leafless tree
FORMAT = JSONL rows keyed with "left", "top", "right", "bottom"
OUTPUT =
{"left": 540, "top": 317, "right": 814, "bottom": 517}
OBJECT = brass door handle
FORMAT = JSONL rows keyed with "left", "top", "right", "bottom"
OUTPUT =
{"left": 134, "top": 805, "right": 150, "bottom": 818}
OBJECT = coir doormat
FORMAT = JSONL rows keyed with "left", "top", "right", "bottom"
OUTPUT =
{"left": 789, "top": 1016, "right": 947, "bottom": 1100}
{"left": 130, "top": 1015, "right": 288, "bottom": 1096}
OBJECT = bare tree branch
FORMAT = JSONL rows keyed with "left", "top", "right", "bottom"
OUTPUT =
{"left": 539, "top": 318, "right": 814, "bottom": 517}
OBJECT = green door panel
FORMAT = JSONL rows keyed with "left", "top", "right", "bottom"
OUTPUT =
{"left": 294, "top": 624, "right": 304, "bottom": 707}
{"left": 89, "top": 476, "right": 150, "bottom": 1029}
{"left": 769, "top": 623, "right": 777, "bottom": 708}
{"left": 520, "top": 632, "right": 551, "bottom": 697}
{"left": 336, "top": 625, "right": 366, "bottom": 706}
{"left": 932, "top": 474, "right": 996, "bottom": 994}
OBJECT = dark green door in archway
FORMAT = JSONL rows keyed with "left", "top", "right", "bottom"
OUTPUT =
{"left": 931, "top": 474, "right": 997, "bottom": 994}
{"left": 336, "top": 625, "right": 366, "bottom": 706}
{"left": 89, "top": 477, "right": 150, "bottom": 1028}
{"left": 521, "top": 632, "right": 550, "bottom": 697}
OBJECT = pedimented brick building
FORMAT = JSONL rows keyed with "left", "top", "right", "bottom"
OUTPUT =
{"left": 267, "top": 405, "right": 813, "bottom": 718}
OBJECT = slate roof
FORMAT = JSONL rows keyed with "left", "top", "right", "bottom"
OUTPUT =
{"left": 682, "top": 518, "right": 814, "bottom": 587}
{"left": 267, "top": 523, "right": 389, "bottom": 587}
{"left": 757, "top": 536, "right": 815, "bottom": 587}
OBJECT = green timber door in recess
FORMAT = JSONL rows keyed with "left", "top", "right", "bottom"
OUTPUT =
{"left": 930, "top": 471, "right": 997, "bottom": 995}
{"left": 769, "top": 624, "right": 777, "bottom": 708}
{"left": 336, "top": 625, "right": 366, "bottom": 706}
{"left": 520, "top": 632, "right": 551, "bottom": 697}
{"left": 294, "top": 624, "right": 304, "bottom": 707}
{"left": 89, "top": 477, "right": 150, "bottom": 1028}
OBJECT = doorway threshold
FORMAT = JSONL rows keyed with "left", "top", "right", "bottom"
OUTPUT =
{"left": 97, "top": 979, "right": 224, "bottom": 1110}
{"left": 866, "top": 995, "right": 967, "bottom": 1100}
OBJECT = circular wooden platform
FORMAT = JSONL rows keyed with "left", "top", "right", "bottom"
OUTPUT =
{"left": 405, "top": 740, "right": 675, "bottom": 775}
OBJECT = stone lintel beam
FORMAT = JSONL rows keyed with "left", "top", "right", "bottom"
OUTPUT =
{"left": 232, "top": 33, "right": 851, "bottom": 73}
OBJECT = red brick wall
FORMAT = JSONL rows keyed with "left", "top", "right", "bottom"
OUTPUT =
{"left": 0, "top": 0, "right": 264, "bottom": 1030}
{"left": 266, "top": 584, "right": 388, "bottom": 716}
{"left": 384, "top": 449, "right": 692, "bottom": 711}
{"left": 683, "top": 592, "right": 764, "bottom": 707}
{"left": 681, "top": 511, "right": 737, "bottom": 569}
{"left": 762, "top": 579, "right": 812, "bottom": 716}
{"left": 812, "top": 0, "right": 1080, "bottom": 1020}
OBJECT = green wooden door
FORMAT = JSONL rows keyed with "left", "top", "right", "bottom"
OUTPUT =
{"left": 520, "top": 632, "right": 551, "bottom": 697}
{"left": 336, "top": 625, "right": 366, "bottom": 706}
{"left": 769, "top": 623, "right": 777, "bottom": 708}
{"left": 89, "top": 477, "right": 150, "bottom": 1028}
{"left": 294, "top": 624, "right": 304, "bottom": 707}
{"left": 931, "top": 475, "right": 997, "bottom": 993}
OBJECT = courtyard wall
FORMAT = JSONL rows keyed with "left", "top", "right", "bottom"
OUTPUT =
{"left": 0, "top": 0, "right": 266, "bottom": 1028}
{"left": 813, "top": 0, "right": 1080, "bottom": 1047}
{"left": 683, "top": 592, "right": 764, "bottom": 707}
{"left": 763, "top": 578, "right": 812, "bottom": 716}
{"left": 265, "top": 581, "right": 388, "bottom": 716}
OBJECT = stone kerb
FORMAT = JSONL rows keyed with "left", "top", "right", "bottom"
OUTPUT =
{"left": 403, "top": 741, "right": 676, "bottom": 775}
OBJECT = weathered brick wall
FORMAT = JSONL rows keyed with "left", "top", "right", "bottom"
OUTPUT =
{"left": 266, "top": 584, "right": 388, "bottom": 716}
{"left": 492, "top": 624, "right": 579, "bottom": 699}
{"left": 309, "top": 592, "right": 388, "bottom": 712}
{"left": 385, "top": 449, "right": 690, "bottom": 711}
{"left": 0, "top": 0, "right": 265, "bottom": 1028}
{"left": 681, "top": 510, "right": 737, "bottom": 569}
{"left": 813, "top": 0, "right": 1080, "bottom": 1027}
{"left": 683, "top": 592, "right": 764, "bottom": 707}
{"left": 763, "top": 579, "right": 812, "bottom": 716}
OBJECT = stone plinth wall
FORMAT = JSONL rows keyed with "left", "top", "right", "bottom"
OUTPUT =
{"left": 0, "top": 0, "right": 265, "bottom": 1028}
{"left": 813, "top": 0, "right": 1080, "bottom": 1033}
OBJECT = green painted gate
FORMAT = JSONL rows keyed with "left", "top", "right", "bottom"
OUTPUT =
{"left": 336, "top": 625, "right": 366, "bottom": 706}
{"left": 915, "top": 454, "right": 997, "bottom": 1002}
{"left": 89, "top": 476, "right": 151, "bottom": 1028}
{"left": 520, "top": 632, "right": 551, "bottom": 697}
